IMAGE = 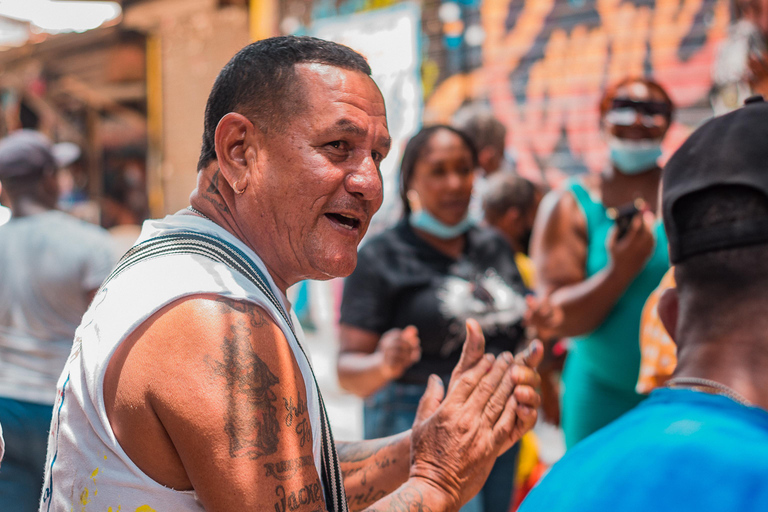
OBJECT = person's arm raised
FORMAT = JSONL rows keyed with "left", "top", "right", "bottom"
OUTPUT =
{"left": 337, "top": 324, "right": 421, "bottom": 398}
{"left": 529, "top": 189, "right": 654, "bottom": 339}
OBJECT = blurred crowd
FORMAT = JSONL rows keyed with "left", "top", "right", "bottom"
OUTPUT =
{"left": 0, "top": 2, "right": 768, "bottom": 510}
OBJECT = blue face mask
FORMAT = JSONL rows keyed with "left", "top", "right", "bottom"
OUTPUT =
{"left": 409, "top": 209, "right": 476, "bottom": 239}
{"left": 609, "top": 137, "right": 663, "bottom": 175}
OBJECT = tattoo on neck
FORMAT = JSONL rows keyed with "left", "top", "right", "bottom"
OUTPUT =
{"left": 202, "top": 169, "right": 230, "bottom": 213}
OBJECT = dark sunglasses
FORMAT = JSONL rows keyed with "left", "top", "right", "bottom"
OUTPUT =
{"left": 610, "top": 98, "right": 671, "bottom": 117}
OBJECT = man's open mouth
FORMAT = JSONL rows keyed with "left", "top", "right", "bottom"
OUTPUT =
{"left": 326, "top": 213, "right": 361, "bottom": 230}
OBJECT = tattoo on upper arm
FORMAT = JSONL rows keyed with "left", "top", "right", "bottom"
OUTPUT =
{"left": 264, "top": 455, "right": 314, "bottom": 481}
{"left": 205, "top": 300, "right": 281, "bottom": 459}
{"left": 273, "top": 478, "right": 324, "bottom": 512}
{"left": 284, "top": 395, "right": 311, "bottom": 447}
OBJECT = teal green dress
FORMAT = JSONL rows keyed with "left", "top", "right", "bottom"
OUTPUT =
{"left": 561, "top": 180, "right": 669, "bottom": 448}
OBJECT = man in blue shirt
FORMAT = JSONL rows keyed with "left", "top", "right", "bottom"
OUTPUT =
{"left": 520, "top": 95, "right": 768, "bottom": 511}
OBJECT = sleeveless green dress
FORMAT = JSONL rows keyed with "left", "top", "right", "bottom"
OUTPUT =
{"left": 561, "top": 180, "right": 669, "bottom": 448}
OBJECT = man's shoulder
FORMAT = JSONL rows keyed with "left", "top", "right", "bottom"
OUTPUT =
{"left": 520, "top": 391, "right": 768, "bottom": 511}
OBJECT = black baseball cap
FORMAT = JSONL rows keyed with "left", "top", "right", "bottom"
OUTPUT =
{"left": 663, "top": 95, "right": 768, "bottom": 263}
{"left": 0, "top": 130, "right": 80, "bottom": 179}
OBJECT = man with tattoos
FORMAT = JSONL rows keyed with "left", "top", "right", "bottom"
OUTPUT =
{"left": 39, "top": 36, "right": 541, "bottom": 512}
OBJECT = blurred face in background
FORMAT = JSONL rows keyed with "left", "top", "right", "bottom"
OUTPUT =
{"left": 600, "top": 79, "right": 673, "bottom": 174}
{"left": 406, "top": 128, "right": 475, "bottom": 226}
{"left": 602, "top": 80, "right": 672, "bottom": 141}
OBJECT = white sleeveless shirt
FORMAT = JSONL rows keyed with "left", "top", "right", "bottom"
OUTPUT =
{"left": 39, "top": 214, "right": 323, "bottom": 511}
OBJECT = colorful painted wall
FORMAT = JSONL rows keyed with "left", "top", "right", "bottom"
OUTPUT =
{"left": 285, "top": 0, "right": 730, "bottom": 183}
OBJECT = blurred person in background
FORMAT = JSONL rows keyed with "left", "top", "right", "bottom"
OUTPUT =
{"left": 519, "top": 97, "right": 768, "bottom": 512}
{"left": 483, "top": 174, "right": 542, "bottom": 286}
{"left": 453, "top": 106, "right": 512, "bottom": 220}
{"left": 0, "top": 130, "right": 114, "bottom": 511}
{"left": 483, "top": 174, "right": 565, "bottom": 430}
{"left": 338, "top": 125, "right": 530, "bottom": 512}
{"left": 711, "top": 0, "right": 768, "bottom": 114}
{"left": 529, "top": 77, "right": 673, "bottom": 449}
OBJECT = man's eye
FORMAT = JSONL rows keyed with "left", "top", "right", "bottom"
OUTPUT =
{"left": 372, "top": 151, "right": 382, "bottom": 163}
{"left": 328, "top": 141, "right": 345, "bottom": 150}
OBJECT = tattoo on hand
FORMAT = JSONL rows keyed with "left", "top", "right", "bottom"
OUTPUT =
{"left": 264, "top": 455, "right": 314, "bottom": 481}
{"left": 273, "top": 480, "right": 323, "bottom": 512}
{"left": 206, "top": 301, "right": 280, "bottom": 459}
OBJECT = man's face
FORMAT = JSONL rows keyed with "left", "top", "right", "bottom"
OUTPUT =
{"left": 238, "top": 63, "right": 390, "bottom": 287}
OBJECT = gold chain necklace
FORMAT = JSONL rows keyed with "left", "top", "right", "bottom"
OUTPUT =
{"left": 666, "top": 377, "right": 753, "bottom": 407}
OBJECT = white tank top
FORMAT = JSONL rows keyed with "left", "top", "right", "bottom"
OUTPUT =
{"left": 39, "top": 214, "right": 323, "bottom": 511}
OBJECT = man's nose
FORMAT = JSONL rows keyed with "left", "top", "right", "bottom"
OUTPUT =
{"left": 346, "top": 155, "right": 383, "bottom": 202}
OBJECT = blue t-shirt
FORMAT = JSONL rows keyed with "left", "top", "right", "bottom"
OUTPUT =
{"left": 520, "top": 388, "right": 768, "bottom": 511}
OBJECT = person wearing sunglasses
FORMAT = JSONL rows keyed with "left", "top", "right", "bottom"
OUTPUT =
{"left": 528, "top": 77, "right": 673, "bottom": 449}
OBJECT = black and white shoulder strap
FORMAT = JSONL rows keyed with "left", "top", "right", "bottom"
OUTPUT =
{"left": 103, "top": 231, "right": 348, "bottom": 512}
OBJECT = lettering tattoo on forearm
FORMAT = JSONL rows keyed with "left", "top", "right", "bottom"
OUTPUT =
{"left": 264, "top": 455, "right": 314, "bottom": 481}
{"left": 205, "top": 299, "right": 280, "bottom": 459}
{"left": 339, "top": 436, "right": 403, "bottom": 507}
{"left": 273, "top": 479, "right": 323, "bottom": 512}
{"left": 366, "top": 488, "right": 434, "bottom": 512}
{"left": 347, "top": 487, "right": 388, "bottom": 509}
{"left": 337, "top": 436, "right": 401, "bottom": 464}
{"left": 202, "top": 168, "right": 230, "bottom": 213}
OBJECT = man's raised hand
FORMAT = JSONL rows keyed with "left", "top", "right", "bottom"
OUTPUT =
{"left": 408, "top": 319, "right": 542, "bottom": 509}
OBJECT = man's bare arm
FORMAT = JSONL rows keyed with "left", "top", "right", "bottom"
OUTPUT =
{"left": 104, "top": 295, "right": 330, "bottom": 511}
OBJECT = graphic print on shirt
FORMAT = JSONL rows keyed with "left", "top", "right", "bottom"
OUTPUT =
{"left": 436, "top": 268, "right": 527, "bottom": 357}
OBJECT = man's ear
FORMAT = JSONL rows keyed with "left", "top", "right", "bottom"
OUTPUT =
{"left": 658, "top": 286, "right": 679, "bottom": 342}
{"left": 214, "top": 112, "right": 256, "bottom": 191}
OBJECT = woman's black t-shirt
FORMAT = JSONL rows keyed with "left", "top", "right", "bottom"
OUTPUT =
{"left": 340, "top": 219, "right": 528, "bottom": 385}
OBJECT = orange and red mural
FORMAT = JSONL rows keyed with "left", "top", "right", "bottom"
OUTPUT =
{"left": 423, "top": 0, "right": 729, "bottom": 182}
{"left": 303, "top": 0, "right": 731, "bottom": 182}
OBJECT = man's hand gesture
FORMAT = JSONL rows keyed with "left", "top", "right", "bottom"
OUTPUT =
{"left": 408, "top": 319, "right": 542, "bottom": 508}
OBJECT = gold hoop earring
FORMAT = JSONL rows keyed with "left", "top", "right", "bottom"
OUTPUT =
{"left": 233, "top": 179, "right": 247, "bottom": 195}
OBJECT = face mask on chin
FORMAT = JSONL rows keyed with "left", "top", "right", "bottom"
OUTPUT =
{"left": 608, "top": 136, "right": 663, "bottom": 175}
{"left": 408, "top": 209, "right": 476, "bottom": 239}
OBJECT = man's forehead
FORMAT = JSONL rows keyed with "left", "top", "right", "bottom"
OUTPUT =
{"left": 295, "top": 62, "right": 384, "bottom": 104}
